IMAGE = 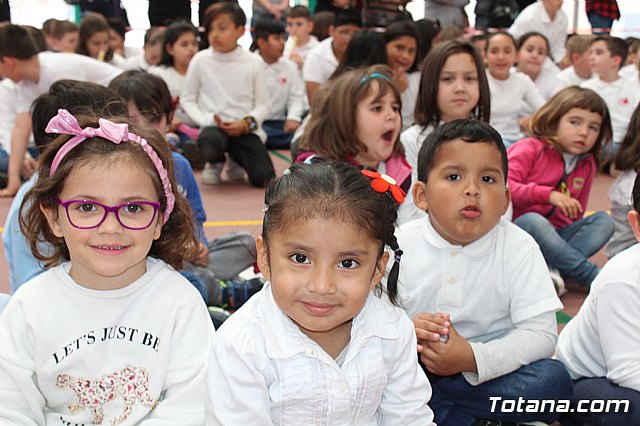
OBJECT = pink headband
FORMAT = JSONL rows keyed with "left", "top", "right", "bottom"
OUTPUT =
{"left": 46, "top": 109, "right": 175, "bottom": 224}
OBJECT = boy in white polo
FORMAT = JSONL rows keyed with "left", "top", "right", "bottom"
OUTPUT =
{"left": 393, "top": 120, "right": 571, "bottom": 425}
{"left": 581, "top": 36, "right": 640, "bottom": 161}
{"left": 555, "top": 172, "right": 640, "bottom": 426}
{"left": 302, "top": 10, "right": 360, "bottom": 104}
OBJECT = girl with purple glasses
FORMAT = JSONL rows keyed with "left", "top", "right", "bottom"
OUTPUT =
{"left": 0, "top": 110, "right": 214, "bottom": 424}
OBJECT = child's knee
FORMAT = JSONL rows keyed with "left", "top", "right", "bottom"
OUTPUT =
{"left": 517, "top": 359, "right": 573, "bottom": 401}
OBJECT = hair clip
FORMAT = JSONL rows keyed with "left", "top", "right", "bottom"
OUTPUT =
{"left": 361, "top": 170, "right": 405, "bottom": 204}
{"left": 283, "top": 168, "right": 291, "bottom": 175}
{"left": 303, "top": 154, "right": 316, "bottom": 165}
{"left": 262, "top": 204, "right": 269, "bottom": 213}
{"left": 359, "top": 73, "right": 392, "bottom": 85}
{"left": 393, "top": 248, "right": 403, "bottom": 263}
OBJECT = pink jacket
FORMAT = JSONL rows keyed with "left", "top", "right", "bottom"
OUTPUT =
{"left": 507, "top": 137, "right": 596, "bottom": 229}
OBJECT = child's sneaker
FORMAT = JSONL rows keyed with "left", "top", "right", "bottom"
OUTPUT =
{"left": 550, "top": 268, "right": 567, "bottom": 297}
{"left": 202, "top": 162, "right": 222, "bottom": 186}
{"left": 226, "top": 158, "right": 246, "bottom": 181}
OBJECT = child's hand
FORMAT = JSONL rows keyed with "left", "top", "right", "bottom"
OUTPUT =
{"left": 412, "top": 313, "right": 450, "bottom": 346}
{"left": 284, "top": 119, "right": 300, "bottom": 133}
{"left": 392, "top": 67, "right": 409, "bottom": 93}
{"left": 549, "top": 190, "right": 583, "bottom": 219}
{"left": 519, "top": 116, "right": 531, "bottom": 132}
{"left": 421, "top": 323, "right": 477, "bottom": 376}
{"left": 220, "top": 120, "right": 246, "bottom": 137}
{"left": 289, "top": 52, "right": 304, "bottom": 69}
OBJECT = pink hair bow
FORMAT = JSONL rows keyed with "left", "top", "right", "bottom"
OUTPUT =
{"left": 46, "top": 109, "right": 175, "bottom": 224}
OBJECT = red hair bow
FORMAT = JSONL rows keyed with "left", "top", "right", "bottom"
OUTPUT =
{"left": 361, "top": 170, "right": 406, "bottom": 204}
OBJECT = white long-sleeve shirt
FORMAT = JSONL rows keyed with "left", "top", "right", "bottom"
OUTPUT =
{"left": 180, "top": 46, "right": 271, "bottom": 141}
{"left": 557, "top": 244, "right": 640, "bottom": 392}
{"left": 206, "top": 283, "right": 435, "bottom": 425}
{"left": 0, "top": 258, "right": 214, "bottom": 425}
{"left": 487, "top": 70, "right": 545, "bottom": 142}
{"left": 259, "top": 56, "right": 305, "bottom": 122}
{"left": 395, "top": 217, "right": 562, "bottom": 385}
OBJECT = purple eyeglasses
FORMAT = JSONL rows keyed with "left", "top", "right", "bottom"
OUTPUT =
{"left": 55, "top": 197, "right": 161, "bottom": 230}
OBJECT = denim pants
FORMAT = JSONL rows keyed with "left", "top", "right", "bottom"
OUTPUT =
{"left": 427, "top": 359, "right": 573, "bottom": 425}
{"left": 560, "top": 377, "right": 640, "bottom": 426}
{"left": 588, "top": 11, "right": 614, "bottom": 35}
{"left": 514, "top": 211, "right": 614, "bottom": 286}
{"left": 263, "top": 120, "right": 294, "bottom": 150}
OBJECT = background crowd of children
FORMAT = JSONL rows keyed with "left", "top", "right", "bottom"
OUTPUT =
{"left": 0, "top": 0, "right": 640, "bottom": 424}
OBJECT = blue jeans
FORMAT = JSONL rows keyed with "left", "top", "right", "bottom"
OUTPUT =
{"left": 263, "top": 120, "right": 294, "bottom": 150}
{"left": 427, "top": 359, "right": 573, "bottom": 425}
{"left": 514, "top": 211, "right": 614, "bottom": 286}
{"left": 588, "top": 11, "right": 614, "bottom": 35}
{"left": 561, "top": 377, "right": 640, "bottom": 426}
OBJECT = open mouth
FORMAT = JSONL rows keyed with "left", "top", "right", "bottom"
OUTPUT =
{"left": 381, "top": 130, "right": 395, "bottom": 143}
{"left": 461, "top": 205, "right": 481, "bottom": 218}
{"left": 92, "top": 245, "right": 128, "bottom": 253}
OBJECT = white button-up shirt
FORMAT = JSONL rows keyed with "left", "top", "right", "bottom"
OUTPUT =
{"left": 206, "top": 283, "right": 434, "bottom": 425}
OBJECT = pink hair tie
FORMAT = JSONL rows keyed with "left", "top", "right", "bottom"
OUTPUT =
{"left": 46, "top": 109, "right": 175, "bottom": 224}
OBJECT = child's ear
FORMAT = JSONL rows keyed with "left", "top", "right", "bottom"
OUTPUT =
{"left": 412, "top": 181, "right": 429, "bottom": 212}
{"left": 256, "top": 37, "right": 266, "bottom": 50}
{"left": 502, "top": 186, "right": 512, "bottom": 215}
{"left": 153, "top": 217, "right": 162, "bottom": 240}
{"left": 371, "top": 251, "right": 390, "bottom": 291}
{"left": 40, "top": 202, "right": 63, "bottom": 238}
{"left": 628, "top": 211, "right": 640, "bottom": 242}
{"left": 256, "top": 236, "right": 271, "bottom": 281}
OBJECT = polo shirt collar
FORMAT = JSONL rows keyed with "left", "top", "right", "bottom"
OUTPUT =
{"left": 422, "top": 214, "right": 497, "bottom": 257}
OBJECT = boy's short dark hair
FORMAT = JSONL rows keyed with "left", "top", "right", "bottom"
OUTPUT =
{"left": 51, "top": 20, "right": 79, "bottom": 39}
{"left": 23, "top": 26, "right": 47, "bottom": 53}
{"left": 333, "top": 9, "right": 362, "bottom": 29}
{"left": 0, "top": 24, "right": 38, "bottom": 60}
{"left": 202, "top": 2, "right": 246, "bottom": 33}
{"left": 287, "top": 5, "right": 312, "bottom": 20}
{"left": 251, "top": 19, "right": 285, "bottom": 52}
{"left": 593, "top": 36, "right": 628, "bottom": 68}
{"left": 417, "top": 119, "right": 508, "bottom": 184}
{"left": 31, "top": 80, "right": 127, "bottom": 149}
{"left": 108, "top": 70, "right": 173, "bottom": 124}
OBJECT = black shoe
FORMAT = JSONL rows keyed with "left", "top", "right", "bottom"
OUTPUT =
{"left": 181, "top": 140, "right": 205, "bottom": 170}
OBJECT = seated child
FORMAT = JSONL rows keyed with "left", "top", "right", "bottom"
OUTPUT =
{"left": 252, "top": 19, "right": 305, "bottom": 149}
{"left": 76, "top": 12, "right": 125, "bottom": 67}
{"left": 620, "top": 36, "right": 640, "bottom": 78}
{"left": 606, "top": 102, "right": 640, "bottom": 258}
{"left": 206, "top": 159, "right": 434, "bottom": 425}
{"left": 396, "top": 119, "right": 571, "bottom": 425}
{"left": 284, "top": 5, "right": 319, "bottom": 71}
{"left": 509, "top": 87, "right": 614, "bottom": 287}
{"left": 581, "top": 36, "right": 640, "bottom": 160}
{"left": 3, "top": 79, "right": 127, "bottom": 291}
{"left": 49, "top": 19, "right": 79, "bottom": 53}
{"left": 556, "top": 172, "right": 640, "bottom": 426}
{"left": 180, "top": 2, "right": 275, "bottom": 187}
{"left": 0, "top": 109, "right": 213, "bottom": 423}
{"left": 0, "top": 24, "right": 122, "bottom": 197}
{"left": 556, "top": 34, "right": 595, "bottom": 89}
{"left": 124, "top": 26, "right": 164, "bottom": 71}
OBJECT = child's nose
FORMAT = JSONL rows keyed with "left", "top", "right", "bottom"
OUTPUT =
{"left": 306, "top": 265, "right": 336, "bottom": 295}
{"left": 465, "top": 180, "right": 480, "bottom": 196}
{"left": 97, "top": 210, "right": 124, "bottom": 233}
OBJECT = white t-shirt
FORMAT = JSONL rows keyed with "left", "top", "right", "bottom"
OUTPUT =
{"left": 284, "top": 35, "right": 319, "bottom": 65}
{"left": 532, "top": 64, "right": 563, "bottom": 101}
{"left": 259, "top": 55, "right": 305, "bottom": 122}
{"left": 581, "top": 75, "right": 640, "bottom": 143}
{"left": 123, "top": 54, "right": 152, "bottom": 71}
{"left": 556, "top": 244, "right": 640, "bottom": 392}
{"left": 0, "top": 79, "right": 17, "bottom": 153}
{"left": 556, "top": 65, "right": 590, "bottom": 90}
{"left": 620, "top": 63, "right": 639, "bottom": 79}
{"left": 401, "top": 71, "right": 420, "bottom": 132}
{"left": 180, "top": 46, "right": 270, "bottom": 141}
{"left": 509, "top": 1, "right": 568, "bottom": 63}
{"left": 148, "top": 65, "right": 195, "bottom": 126}
{"left": 0, "top": 258, "right": 214, "bottom": 425}
{"left": 302, "top": 37, "right": 339, "bottom": 86}
{"left": 395, "top": 217, "right": 562, "bottom": 384}
{"left": 16, "top": 52, "right": 122, "bottom": 114}
{"left": 206, "top": 283, "right": 435, "bottom": 425}
{"left": 487, "top": 70, "right": 545, "bottom": 142}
